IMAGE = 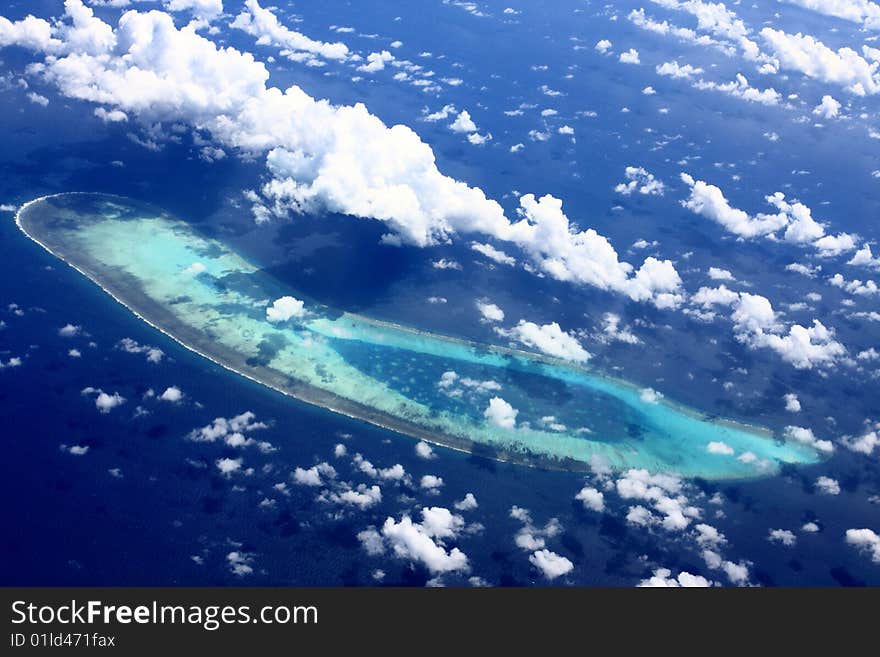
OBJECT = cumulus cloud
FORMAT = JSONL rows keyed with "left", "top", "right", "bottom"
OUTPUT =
{"left": 784, "top": 426, "right": 834, "bottom": 453}
{"left": 680, "top": 174, "right": 856, "bottom": 259}
{"left": 476, "top": 300, "right": 505, "bottom": 323}
{"left": 484, "top": 397, "right": 518, "bottom": 429}
{"left": 638, "top": 568, "right": 711, "bottom": 587}
{"left": 813, "top": 95, "right": 842, "bottom": 119}
{"left": 614, "top": 166, "right": 665, "bottom": 196}
{"left": 1, "top": 4, "right": 686, "bottom": 307}
{"left": 231, "top": 0, "right": 349, "bottom": 62}
{"left": 495, "top": 320, "right": 591, "bottom": 363}
{"left": 529, "top": 549, "right": 573, "bottom": 579}
{"left": 575, "top": 486, "right": 605, "bottom": 512}
{"left": 761, "top": 27, "right": 880, "bottom": 95}
{"left": 783, "top": 0, "right": 880, "bottom": 29}
{"left": 815, "top": 475, "right": 841, "bottom": 495}
{"left": 360, "top": 507, "right": 470, "bottom": 574}
{"left": 845, "top": 528, "right": 880, "bottom": 563}
{"left": 159, "top": 385, "right": 183, "bottom": 402}
{"left": 619, "top": 48, "right": 640, "bottom": 64}
{"left": 266, "top": 296, "right": 305, "bottom": 323}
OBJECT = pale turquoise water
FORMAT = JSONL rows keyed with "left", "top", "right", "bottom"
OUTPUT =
{"left": 16, "top": 193, "right": 823, "bottom": 478}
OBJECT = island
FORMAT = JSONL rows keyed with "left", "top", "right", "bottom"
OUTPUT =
{"left": 15, "top": 193, "right": 823, "bottom": 479}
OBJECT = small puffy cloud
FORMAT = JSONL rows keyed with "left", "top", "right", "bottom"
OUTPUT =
{"left": 266, "top": 296, "right": 305, "bottom": 323}
{"left": 595, "top": 39, "right": 612, "bottom": 53}
{"left": 216, "top": 457, "right": 243, "bottom": 476}
{"left": 815, "top": 476, "right": 840, "bottom": 495}
{"left": 614, "top": 166, "right": 665, "bottom": 196}
{"left": 362, "top": 507, "right": 470, "bottom": 574}
{"left": 813, "top": 95, "right": 841, "bottom": 119}
{"left": 495, "top": 320, "right": 591, "bottom": 363}
{"left": 708, "top": 267, "right": 734, "bottom": 281}
{"left": 87, "top": 390, "right": 126, "bottom": 413}
{"left": 529, "top": 549, "right": 573, "bottom": 579}
{"left": 293, "top": 465, "right": 326, "bottom": 486}
{"left": 58, "top": 323, "right": 82, "bottom": 337}
{"left": 358, "top": 50, "right": 394, "bottom": 72}
{"left": 784, "top": 393, "right": 801, "bottom": 413}
{"left": 454, "top": 493, "right": 478, "bottom": 511}
{"left": 845, "top": 528, "right": 880, "bottom": 563}
{"left": 415, "top": 441, "right": 436, "bottom": 459}
{"left": 575, "top": 486, "right": 605, "bottom": 512}
{"left": 483, "top": 397, "right": 518, "bottom": 429}
{"left": 420, "top": 474, "right": 444, "bottom": 490}
{"left": 117, "top": 338, "right": 164, "bottom": 363}
{"left": 640, "top": 388, "right": 663, "bottom": 404}
{"left": 619, "top": 48, "right": 640, "bottom": 64}
{"left": 159, "top": 386, "right": 183, "bottom": 402}
{"left": 476, "top": 300, "right": 505, "bottom": 323}
{"left": 784, "top": 426, "right": 834, "bottom": 453}
{"left": 706, "top": 441, "right": 734, "bottom": 455}
{"left": 768, "top": 529, "right": 797, "bottom": 546}
{"left": 638, "top": 568, "right": 711, "bottom": 587}
{"left": 450, "top": 110, "right": 477, "bottom": 133}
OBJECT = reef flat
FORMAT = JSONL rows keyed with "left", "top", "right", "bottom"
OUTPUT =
{"left": 15, "top": 193, "right": 823, "bottom": 478}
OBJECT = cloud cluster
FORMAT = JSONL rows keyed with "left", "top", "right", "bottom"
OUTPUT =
{"left": 0, "top": 2, "right": 691, "bottom": 307}
{"left": 358, "top": 507, "right": 470, "bottom": 574}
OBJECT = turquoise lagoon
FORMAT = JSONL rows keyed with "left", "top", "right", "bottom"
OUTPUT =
{"left": 16, "top": 193, "right": 822, "bottom": 479}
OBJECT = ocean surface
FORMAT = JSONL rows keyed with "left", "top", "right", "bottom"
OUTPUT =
{"left": 1, "top": 0, "right": 879, "bottom": 586}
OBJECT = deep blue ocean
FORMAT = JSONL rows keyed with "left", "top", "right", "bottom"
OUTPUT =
{"left": 1, "top": 0, "right": 879, "bottom": 585}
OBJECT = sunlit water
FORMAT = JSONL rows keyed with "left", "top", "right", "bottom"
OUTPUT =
{"left": 15, "top": 193, "right": 822, "bottom": 478}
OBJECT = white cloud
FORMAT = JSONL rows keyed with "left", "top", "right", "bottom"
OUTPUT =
{"left": 266, "top": 296, "right": 305, "bottom": 323}
{"left": 471, "top": 241, "right": 515, "bottom": 265}
{"left": 420, "top": 474, "right": 444, "bottom": 490}
{"left": 476, "top": 300, "right": 505, "bottom": 323}
{"left": 595, "top": 39, "right": 612, "bottom": 53}
{"left": 784, "top": 393, "right": 801, "bottom": 412}
{"left": 845, "top": 528, "right": 880, "bottom": 563}
{"left": 449, "top": 110, "right": 477, "bottom": 133}
{"left": 159, "top": 385, "right": 183, "bottom": 402}
{"left": 761, "top": 28, "right": 880, "bottom": 95}
{"left": 117, "top": 337, "right": 164, "bottom": 363}
{"left": 815, "top": 476, "right": 841, "bottom": 495}
{"left": 91, "top": 390, "right": 126, "bottom": 413}
{"left": 813, "top": 95, "right": 842, "bottom": 119}
{"left": 529, "top": 549, "right": 573, "bottom": 579}
{"left": 783, "top": 0, "right": 880, "bottom": 29}
{"left": 415, "top": 441, "right": 436, "bottom": 459}
{"left": 656, "top": 61, "right": 704, "bottom": 79}
{"left": 640, "top": 388, "right": 663, "bottom": 404}
{"left": 614, "top": 166, "right": 665, "bottom": 196}
{"left": 4, "top": 2, "right": 687, "bottom": 309}
{"left": 495, "top": 320, "right": 591, "bottom": 363}
{"left": 619, "top": 48, "right": 640, "bottom": 64}
{"left": 454, "top": 493, "right": 478, "bottom": 511}
{"left": 575, "top": 486, "right": 605, "bottom": 512}
{"left": 232, "top": 0, "right": 349, "bottom": 62}
{"left": 842, "top": 425, "right": 879, "bottom": 455}
{"left": 784, "top": 426, "right": 834, "bottom": 453}
{"left": 768, "top": 529, "right": 797, "bottom": 546}
{"left": 707, "top": 267, "right": 734, "bottom": 281}
{"left": 293, "top": 465, "right": 324, "bottom": 486}
{"left": 638, "top": 568, "right": 711, "bottom": 587}
{"left": 364, "top": 507, "right": 470, "bottom": 574}
{"left": 706, "top": 441, "right": 734, "bottom": 455}
{"left": 216, "top": 456, "right": 243, "bottom": 476}
{"left": 595, "top": 312, "right": 641, "bottom": 345}
{"left": 693, "top": 74, "right": 782, "bottom": 105}
{"left": 484, "top": 397, "right": 518, "bottom": 429}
